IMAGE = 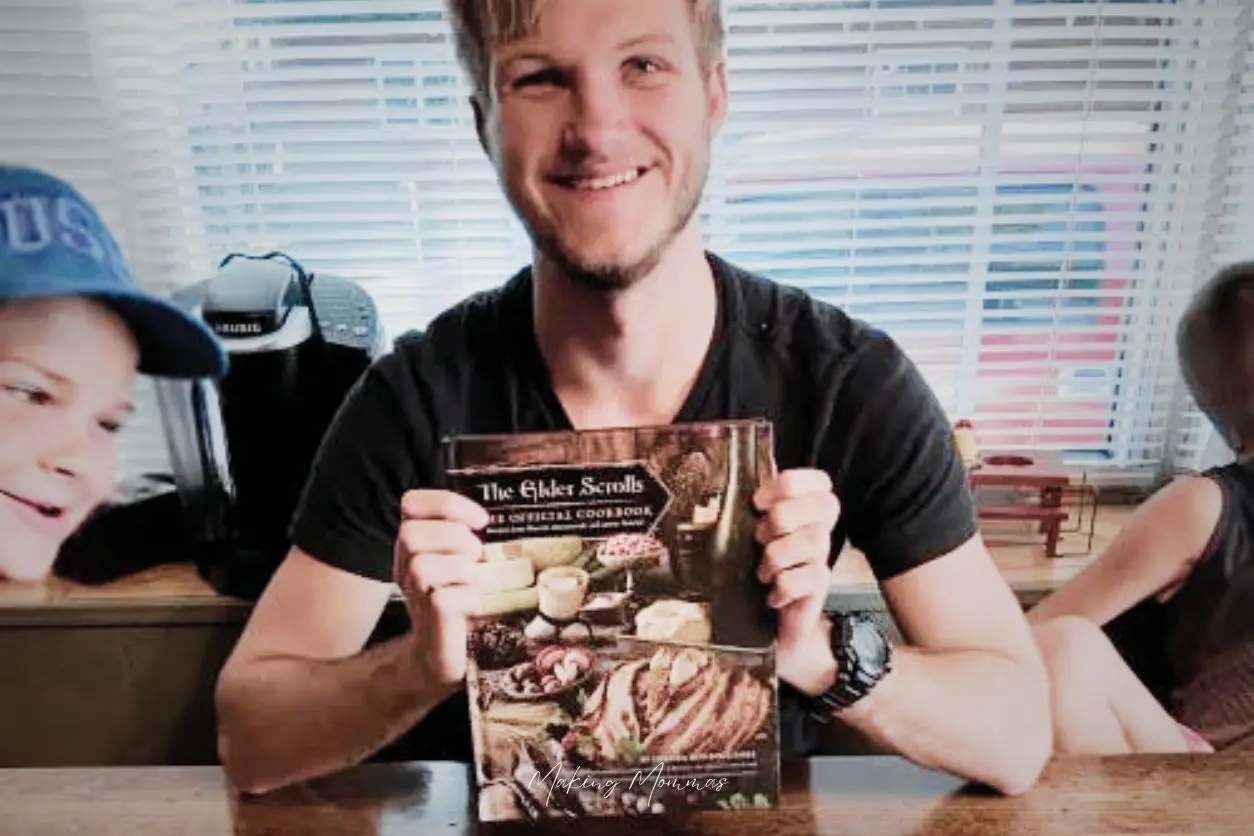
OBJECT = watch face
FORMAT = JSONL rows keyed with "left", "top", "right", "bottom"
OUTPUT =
{"left": 850, "top": 618, "right": 888, "bottom": 673}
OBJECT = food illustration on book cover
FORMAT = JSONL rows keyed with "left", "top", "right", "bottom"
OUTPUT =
{"left": 444, "top": 419, "right": 781, "bottom": 822}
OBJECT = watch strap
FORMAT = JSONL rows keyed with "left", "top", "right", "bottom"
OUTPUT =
{"left": 807, "top": 612, "right": 892, "bottom": 723}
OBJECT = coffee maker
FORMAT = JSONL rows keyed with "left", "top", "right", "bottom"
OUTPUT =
{"left": 154, "top": 252, "right": 385, "bottom": 599}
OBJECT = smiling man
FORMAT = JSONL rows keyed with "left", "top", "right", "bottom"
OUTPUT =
{"left": 215, "top": 0, "right": 1052, "bottom": 797}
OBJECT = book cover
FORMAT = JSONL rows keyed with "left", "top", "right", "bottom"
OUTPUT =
{"left": 444, "top": 419, "right": 781, "bottom": 823}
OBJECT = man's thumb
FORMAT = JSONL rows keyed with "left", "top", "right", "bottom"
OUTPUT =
{"left": 435, "top": 612, "right": 469, "bottom": 677}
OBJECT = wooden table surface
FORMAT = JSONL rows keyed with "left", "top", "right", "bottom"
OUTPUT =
{"left": 1, "top": 752, "right": 1248, "bottom": 835}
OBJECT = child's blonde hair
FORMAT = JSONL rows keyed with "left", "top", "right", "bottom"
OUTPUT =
{"left": 445, "top": 0, "right": 726, "bottom": 99}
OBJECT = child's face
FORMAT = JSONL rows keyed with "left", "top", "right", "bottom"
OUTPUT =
{"left": 0, "top": 298, "right": 138, "bottom": 582}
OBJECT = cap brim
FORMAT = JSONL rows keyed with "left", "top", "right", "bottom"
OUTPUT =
{"left": 2, "top": 278, "right": 227, "bottom": 379}
{"left": 96, "top": 291, "right": 229, "bottom": 379}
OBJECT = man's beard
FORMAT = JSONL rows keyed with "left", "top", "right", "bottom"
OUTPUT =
{"left": 509, "top": 158, "right": 709, "bottom": 294}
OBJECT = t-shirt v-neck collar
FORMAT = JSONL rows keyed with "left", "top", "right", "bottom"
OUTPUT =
{"left": 505, "top": 253, "right": 738, "bottom": 432}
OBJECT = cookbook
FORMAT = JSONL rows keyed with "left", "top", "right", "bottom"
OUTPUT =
{"left": 444, "top": 419, "right": 781, "bottom": 822}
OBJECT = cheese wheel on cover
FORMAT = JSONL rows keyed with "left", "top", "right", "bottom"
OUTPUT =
{"left": 635, "top": 599, "right": 712, "bottom": 645}
{"left": 471, "top": 557, "right": 535, "bottom": 593}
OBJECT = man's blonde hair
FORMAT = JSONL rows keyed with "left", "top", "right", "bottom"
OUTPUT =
{"left": 446, "top": 0, "right": 726, "bottom": 99}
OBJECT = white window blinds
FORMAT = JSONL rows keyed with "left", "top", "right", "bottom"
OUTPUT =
{"left": 5, "top": 0, "right": 1253, "bottom": 483}
{"left": 705, "top": 0, "right": 1249, "bottom": 472}
{"left": 1174, "top": 16, "right": 1254, "bottom": 471}
{"left": 0, "top": 1, "right": 124, "bottom": 236}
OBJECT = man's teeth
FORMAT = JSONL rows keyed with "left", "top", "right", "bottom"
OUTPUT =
{"left": 571, "top": 169, "right": 641, "bottom": 191}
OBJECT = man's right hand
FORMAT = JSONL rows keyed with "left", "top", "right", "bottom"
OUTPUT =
{"left": 392, "top": 489, "right": 489, "bottom": 686}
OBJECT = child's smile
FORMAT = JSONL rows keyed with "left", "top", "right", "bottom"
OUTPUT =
{"left": 0, "top": 487, "right": 70, "bottom": 537}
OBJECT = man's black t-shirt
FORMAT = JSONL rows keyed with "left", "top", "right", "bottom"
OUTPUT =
{"left": 288, "top": 252, "right": 977, "bottom": 759}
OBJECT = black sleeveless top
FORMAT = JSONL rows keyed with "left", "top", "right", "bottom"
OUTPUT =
{"left": 1160, "top": 460, "right": 1254, "bottom": 750}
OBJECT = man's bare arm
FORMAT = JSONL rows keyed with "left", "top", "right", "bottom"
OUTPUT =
{"left": 215, "top": 549, "right": 454, "bottom": 795}
{"left": 797, "top": 537, "right": 1052, "bottom": 795}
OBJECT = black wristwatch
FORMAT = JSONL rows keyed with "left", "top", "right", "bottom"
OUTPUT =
{"left": 806, "top": 612, "right": 893, "bottom": 723}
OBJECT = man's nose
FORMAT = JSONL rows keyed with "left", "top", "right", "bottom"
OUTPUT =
{"left": 562, "top": 70, "right": 631, "bottom": 158}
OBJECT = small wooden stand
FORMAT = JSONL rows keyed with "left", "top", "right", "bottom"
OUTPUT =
{"left": 967, "top": 452, "right": 1072, "bottom": 557}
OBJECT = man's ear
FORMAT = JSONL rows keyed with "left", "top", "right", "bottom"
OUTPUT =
{"left": 706, "top": 59, "right": 729, "bottom": 137}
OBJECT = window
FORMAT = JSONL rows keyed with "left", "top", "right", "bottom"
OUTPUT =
{"left": 704, "top": 0, "right": 1249, "bottom": 471}
{"left": 7, "top": 0, "right": 1254, "bottom": 482}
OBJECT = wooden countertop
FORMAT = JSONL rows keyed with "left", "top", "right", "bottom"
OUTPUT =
{"left": 2, "top": 751, "right": 1248, "bottom": 835}
{"left": 830, "top": 504, "right": 1132, "bottom": 610}
{"left": 0, "top": 506, "right": 1135, "bottom": 626}
{"left": 0, "top": 562, "right": 250, "bottom": 626}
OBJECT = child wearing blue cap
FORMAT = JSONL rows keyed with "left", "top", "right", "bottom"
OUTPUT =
{"left": 0, "top": 164, "right": 226, "bottom": 582}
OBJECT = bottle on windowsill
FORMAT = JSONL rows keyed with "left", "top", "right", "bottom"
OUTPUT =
{"left": 953, "top": 419, "right": 980, "bottom": 469}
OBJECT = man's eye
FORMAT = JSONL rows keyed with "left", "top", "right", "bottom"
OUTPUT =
{"left": 514, "top": 68, "right": 564, "bottom": 89}
{"left": 625, "top": 57, "right": 663, "bottom": 76}
{"left": 3, "top": 384, "right": 51, "bottom": 406}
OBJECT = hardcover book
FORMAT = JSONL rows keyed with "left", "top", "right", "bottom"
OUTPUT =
{"left": 444, "top": 419, "right": 781, "bottom": 823}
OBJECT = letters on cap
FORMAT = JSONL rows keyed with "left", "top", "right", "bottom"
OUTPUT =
{"left": 0, "top": 194, "right": 129, "bottom": 277}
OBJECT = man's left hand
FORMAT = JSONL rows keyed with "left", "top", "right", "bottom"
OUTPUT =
{"left": 753, "top": 469, "right": 842, "bottom": 695}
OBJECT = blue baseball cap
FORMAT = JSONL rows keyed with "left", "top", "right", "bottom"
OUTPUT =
{"left": 0, "top": 164, "right": 227, "bottom": 379}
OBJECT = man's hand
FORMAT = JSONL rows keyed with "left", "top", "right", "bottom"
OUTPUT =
{"left": 753, "top": 469, "right": 842, "bottom": 695}
{"left": 392, "top": 489, "right": 489, "bottom": 686}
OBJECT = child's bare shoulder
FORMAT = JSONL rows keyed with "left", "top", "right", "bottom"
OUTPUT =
{"left": 1158, "top": 471, "right": 1225, "bottom": 512}
{"left": 1140, "top": 473, "right": 1223, "bottom": 543}
{"left": 1136, "top": 474, "right": 1225, "bottom": 598}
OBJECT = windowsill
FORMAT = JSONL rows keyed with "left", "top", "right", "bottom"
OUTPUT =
{"left": 0, "top": 505, "right": 1136, "bottom": 627}
{"left": 829, "top": 503, "right": 1134, "bottom": 611}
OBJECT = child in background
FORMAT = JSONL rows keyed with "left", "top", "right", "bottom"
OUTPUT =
{"left": 1029, "top": 260, "right": 1254, "bottom": 754}
{"left": 0, "top": 164, "right": 225, "bottom": 582}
